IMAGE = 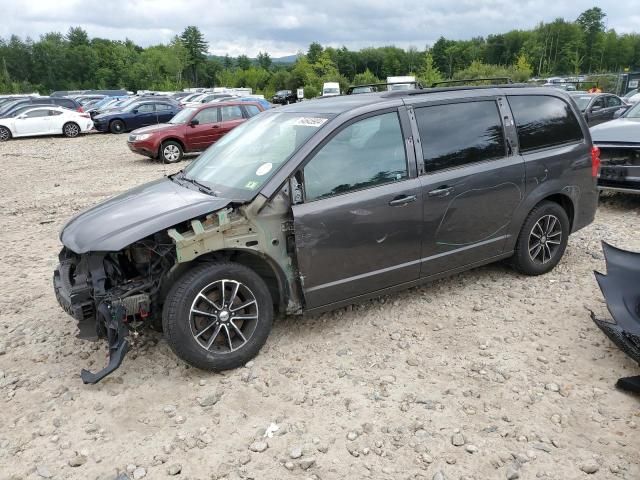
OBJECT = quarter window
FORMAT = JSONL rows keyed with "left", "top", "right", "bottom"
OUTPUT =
{"left": 507, "top": 95, "right": 583, "bottom": 152}
{"left": 244, "top": 105, "right": 261, "bottom": 117}
{"left": 303, "top": 112, "right": 407, "bottom": 201}
{"left": 221, "top": 105, "right": 244, "bottom": 121}
{"left": 415, "top": 101, "right": 505, "bottom": 173}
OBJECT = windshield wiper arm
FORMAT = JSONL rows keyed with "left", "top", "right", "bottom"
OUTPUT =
{"left": 178, "top": 173, "right": 216, "bottom": 196}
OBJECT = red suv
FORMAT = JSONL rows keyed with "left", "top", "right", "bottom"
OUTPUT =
{"left": 127, "top": 101, "right": 265, "bottom": 163}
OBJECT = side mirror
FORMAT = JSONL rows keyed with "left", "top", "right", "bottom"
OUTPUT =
{"left": 132, "top": 109, "right": 139, "bottom": 114}
{"left": 189, "top": 118, "right": 200, "bottom": 127}
{"left": 613, "top": 108, "right": 627, "bottom": 119}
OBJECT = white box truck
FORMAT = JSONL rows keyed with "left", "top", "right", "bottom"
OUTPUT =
{"left": 387, "top": 76, "right": 416, "bottom": 91}
{"left": 322, "top": 82, "right": 340, "bottom": 97}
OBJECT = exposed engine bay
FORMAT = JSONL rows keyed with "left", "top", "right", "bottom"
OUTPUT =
{"left": 591, "top": 241, "right": 640, "bottom": 393}
{"left": 53, "top": 234, "right": 176, "bottom": 383}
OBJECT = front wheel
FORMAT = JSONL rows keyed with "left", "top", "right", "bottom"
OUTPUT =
{"left": 63, "top": 122, "right": 80, "bottom": 138}
{"left": 0, "top": 126, "right": 11, "bottom": 142}
{"left": 160, "top": 141, "right": 183, "bottom": 163}
{"left": 110, "top": 120, "right": 125, "bottom": 134}
{"left": 511, "top": 201, "right": 570, "bottom": 275}
{"left": 162, "top": 262, "right": 274, "bottom": 371}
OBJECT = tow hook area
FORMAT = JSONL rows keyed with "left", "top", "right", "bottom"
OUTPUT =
{"left": 591, "top": 241, "right": 640, "bottom": 394}
{"left": 80, "top": 302, "right": 130, "bottom": 384}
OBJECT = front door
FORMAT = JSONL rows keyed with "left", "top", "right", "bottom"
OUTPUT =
{"left": 411, "top": 99, "right": 525, "bottom": 276}
{"left": 184, "top": 107, "right": 220, "bottom": 151}
{"left": 133, "top": 103, "right": 157, "bottom": 128}
{"left": 14, "top": 108, "right": 51, "bottom": 135}
{"left": 292, "top": 111, "right": 422, "bottom": 309}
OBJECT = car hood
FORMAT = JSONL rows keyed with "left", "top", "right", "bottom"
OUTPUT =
{"left": 61, "top": 177, "right": 231, "bottom": 253}
{"left": 94, "top": 110, "right": 127, "bottom": 120}
{"left": 590, "top": 118, "right": 640, "bottom": 143}
{"left": 131, "top": 123, "right": 180, "bottom": 135}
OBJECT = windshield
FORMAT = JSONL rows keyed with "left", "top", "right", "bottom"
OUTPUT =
{"left": 573, "top": 95, "right": 593, "bottom": 111}
{"left": 183, "top": 112, "right": 329, "bottom": 199}
{"left": 623, "top": 102, "right": 640, "bottom": 118}
{"left": 323, "top": 88, "right": 339, "bottom": 94}
{"left": 169, "top": 108, "right": 196, "bottom": 124}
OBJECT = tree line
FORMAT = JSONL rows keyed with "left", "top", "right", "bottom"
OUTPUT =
{"left": 1, "top": 7, "right": 639, "bottom": 98}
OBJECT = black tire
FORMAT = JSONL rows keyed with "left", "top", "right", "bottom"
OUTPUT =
{"left": 511, "top": 201, "right": 570, "bottom": 275}
{"left": 0, "top": 126, "right": 11, "bottom": 142}
{"left": 162, "top": 262, "right": 274, "bottom": 371}
{"left": 62, "top": 122, "right": 80, "bottom": 138}
{"left": 160, "top": 140, "right": 184, "bottom": 163}
{"left": 109, "top": 119, "right": 125, "bottom": 134}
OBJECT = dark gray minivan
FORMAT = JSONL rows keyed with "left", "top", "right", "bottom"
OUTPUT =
{"left": 54, "top": 85, "right": 599, "bottom": 382}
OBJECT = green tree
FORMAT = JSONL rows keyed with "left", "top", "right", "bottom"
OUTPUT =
{"left": 180, "top": 26, "right": 208, "bottom": 85}
{"left": 576, "top": 7, "right": 606, "bottom": 72}
{"left": 307, "top": 42, "right": 323, "bottom": 64}
{"left": 417, "top": 51, "right": 442, "bottom": 86}
{"left": 513, "top": 52, "right": 533, "bottom": 82}
{"left": 236, "top": 54, "right": 252, "bottom": 70}
{"left": 256, "top": 51, "right": 272, "bottom": 70}
{"left": 66, "top": 27, "right": 89, "bottom": 47}
{"left": 352, "top": 68, "right": 379, "bottom": 86}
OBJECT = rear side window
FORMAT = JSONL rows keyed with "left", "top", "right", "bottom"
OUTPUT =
{"left": 221, "top": 105, "right": 244, "bottom": 121}
{"left": 156, "top": 104, "right": 173, "bottom": 111}
{"left": 415, "top": 101, "right": 505, "bottom": 173}
{"left": 507, "top": 95, "right": 583, "bottom": 152}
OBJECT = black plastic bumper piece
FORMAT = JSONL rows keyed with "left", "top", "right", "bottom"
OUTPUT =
{"left": 80, "top": 302, "right": 129, "bottom": 385}
{"left": 592, "top": 241, "right": 640, "bottom": 393}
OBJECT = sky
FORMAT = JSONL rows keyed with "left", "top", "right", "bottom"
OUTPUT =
{"left": 1, "top": 0, "right": 639, "bottom": 57}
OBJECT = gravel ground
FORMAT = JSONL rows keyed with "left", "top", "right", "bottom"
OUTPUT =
{"left": 0, "top": 133, "right": 639, "bottom": 480}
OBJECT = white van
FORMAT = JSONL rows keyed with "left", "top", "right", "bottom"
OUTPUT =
{"left": 386, "top": 76, "right": 416, "bottom": 91}
{"left": 322, "top": 82, "right": 340, "bottom": 97}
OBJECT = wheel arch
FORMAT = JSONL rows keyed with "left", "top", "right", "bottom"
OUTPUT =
{"left": 162, "top": 248, "right": 290, "bottom": 314}
{"left": 159, "top": 137, "right": 186, "bottom": 155}
{"left": 542, "top": 192, "right": 575, "bottom": 231}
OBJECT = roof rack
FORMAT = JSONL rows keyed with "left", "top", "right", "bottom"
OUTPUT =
{"left": 380, "top": 83, "right": 530, "bottom": 98}
{"left": 431, "top": 77, "right": 513, "bottom": 87}
{"left": 346, "top": 81, "right": 424, "bottom": 95}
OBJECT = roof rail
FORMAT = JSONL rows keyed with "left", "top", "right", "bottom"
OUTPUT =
{"left": 346, "top": 81, "right": 424, "bottom": 95}
{"left": 380, "top": 83, "right": 530, "bottom": 98}
{"left": 431, "top": 77, "right": 513, "bottom": 87}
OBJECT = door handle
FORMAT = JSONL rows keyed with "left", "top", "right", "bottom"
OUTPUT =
{"left": 389, "top": 194, "right": 417, "bottom": 207}
{"left": 428, "top": 186, "right": 454, "bottom": 197}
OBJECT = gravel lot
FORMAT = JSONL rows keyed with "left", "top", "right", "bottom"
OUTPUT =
{"left": 1, "top": 133, "right": 639, "bottom": 480}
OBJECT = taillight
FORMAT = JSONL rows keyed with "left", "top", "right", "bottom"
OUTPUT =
{"left": 591, "top": 146, "right": 601, "bottom": 178}
{"left": 77, "top": 106, "right": 84, "bottom": 112}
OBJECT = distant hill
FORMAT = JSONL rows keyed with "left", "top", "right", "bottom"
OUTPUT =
{"left": 208, "top": 53, "right": 299, "bottom": 65}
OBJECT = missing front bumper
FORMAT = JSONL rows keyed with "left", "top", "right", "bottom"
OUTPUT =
{"left": 592, "top": 241, "right": 640, "bottom": 393}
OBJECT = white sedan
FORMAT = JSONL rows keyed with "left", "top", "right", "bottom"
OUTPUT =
{"left": 0, "top": 106, "right": 94, "bottom": 141}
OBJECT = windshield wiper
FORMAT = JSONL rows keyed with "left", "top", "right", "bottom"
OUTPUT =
{"left": 176, "top": 172, "right": 216, "bottom": 196}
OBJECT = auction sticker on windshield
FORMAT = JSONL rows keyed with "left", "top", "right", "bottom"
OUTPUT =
{"left": 256, "top": 163, "right": 273, "bottom": 176}
{"left": 245, "top": 181, "right": 260, "bottom": 190}
{"left": 294, "top": 117, "right": 328, "bottom": 127}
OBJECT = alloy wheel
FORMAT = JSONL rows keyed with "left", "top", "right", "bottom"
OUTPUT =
{"left": 528, "top": 214, "right": 562, "bottom": 265}
{"left": 0, "top": 127, "right": 9, "bottom": 141}
{"left": 163, "top": 144, "right": 181, "bottom": 162}
{"left": 65, "top": 123, "right": 79, "bottom": 137}
{"left": 189, "top": 279, "right": 259, "bottom": 354}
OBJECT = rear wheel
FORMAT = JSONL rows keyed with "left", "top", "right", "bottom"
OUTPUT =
{"left": 0, "top": 126, "right": 11, "bottom": 142}
{"left": 160, "top": 141, "right": 183, "bottom": 163}
{"left": 109, "top": 120, "right": 125, "bottom": 134}
{"left": 62, "top": 122, "right": 80, "bottom": 138}
{"left": 163, "top": 262, "right": 274, "bottom": 371}
{"left": 511, "top": 201, "right": 570, "bottom": 275}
